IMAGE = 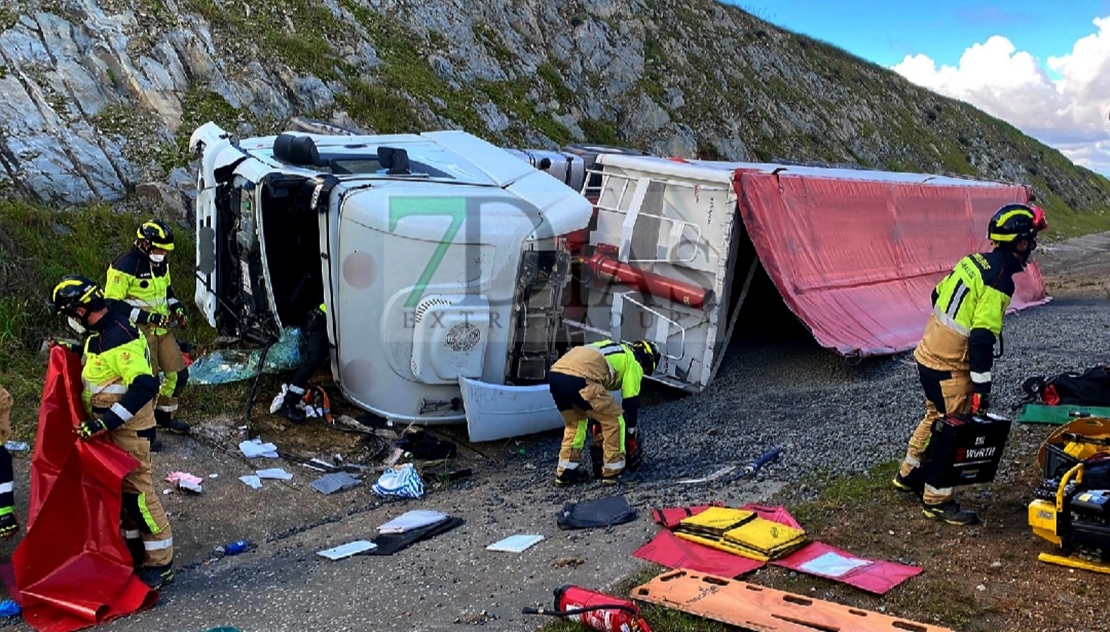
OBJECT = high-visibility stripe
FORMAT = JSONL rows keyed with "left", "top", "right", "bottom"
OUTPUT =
{"left": 0, "top": 506, "right": 12, "bottom": 517}
{"left": 110, "top": 403, "right": 133, "bottom": 422}
{"left": 137, "top": 492, "right": 162, "bottom": 534}
{"left": 931, "top": 307, "right": 971, "bottom": 336}
{"left": 143, "top": 537, "right": 173, "bottom": 551}
{"left": 126, "top": 298, "right": 168, "bottom": 308}
{"left": 288, "top": 385, "right": 306, "bottom": 395}
{"left": 558, "top": 461, "right": 580, "bottom": 470}
{"left": 903, "top": 455, "right": 921, "bottom": 468}
{"left": 925, "top": 484, "right": 953, "bottom": 497}
{"left": 156, "top": 404, "right": 179, "bottom": 412}
{"left": 129, "top": 308, "right": 142, "bottom": 323}
{"left": 122, "top": 529, "right": 141, "bottom": 539}
{"left": 0, "top": 482, "right": 12, "bottom": 494}
{"left": 971, "top": 371, "right": 992, "bottom": 384}
{"left": 603, "top": 460, "right": 625, "bottom": 471}
{"left": 84, "top": 380, "right": 127, "bottom": 395}
{"left": 945, "top": 280, "right": 969, "bottom": 320}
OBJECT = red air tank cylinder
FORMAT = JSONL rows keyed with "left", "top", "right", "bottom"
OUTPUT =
{"left": 582, "top": 249, "right": 715, "bottom": 311}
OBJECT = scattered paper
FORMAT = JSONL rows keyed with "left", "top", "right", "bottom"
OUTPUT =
{"left": 487, "top": 534, "right": 544, "bottom": 553}
{"left": 239, "top": 475, "right": 263, "bottom": 489}
{"left": 256, "top": 468, "right": 294, "bottom": 480}
{"left": 317, "top": 540, "right": 377, "bottom": 560}
{"left": 239, "top": 438, "right": 279, "bottom": 458}
{"left": 209, "top": 474, "right": 219, "bottom": 479}
{"left": 377, "top": 510, "right": 449, "bottom": 534}
{"left": 310, "top": 472, "right": 362, "bottom": 495}
{"left": 166, "top": 472, "right": 204, "bottom": 485}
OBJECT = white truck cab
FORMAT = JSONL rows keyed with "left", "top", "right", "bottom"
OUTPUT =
{"left": 189, "top": 123, "right": 592, "bottom": 439}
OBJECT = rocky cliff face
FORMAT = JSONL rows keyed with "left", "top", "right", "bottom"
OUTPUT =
{"left": 2, "top": 0, "right": 1109, "bottom": 231}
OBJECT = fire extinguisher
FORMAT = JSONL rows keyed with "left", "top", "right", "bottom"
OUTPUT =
{"left": 522, "top": 585, "right": 652, "bottom": 632}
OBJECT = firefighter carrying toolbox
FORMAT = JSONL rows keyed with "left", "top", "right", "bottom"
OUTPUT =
{"left": 921, "top": 413, "right": 1013, "bottom": 488}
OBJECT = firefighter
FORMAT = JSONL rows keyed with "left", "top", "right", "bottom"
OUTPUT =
{"left": 547, "top": 339, "right": 661, "bottom": 485}
{"left": 893, "top": 203, "right": 1047, "bottom": 525}
{"left": 49, "top": 275, "right": 175, "bottom": 589}
{"left": 105, "top": 219, "right": 191, "bottom": 446}
{"left": 279, "top": 302, "right": 331, "bottom": 423}
{"left": 0, "top": 386, "right": 17, "bottom": 538}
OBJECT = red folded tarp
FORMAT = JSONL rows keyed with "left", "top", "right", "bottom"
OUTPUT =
{"left": 634, "top": 503, "right": 920, "bottom": 595}
{"left": 5, "top": 346, "right": 157, "bottom": 632}
{"left": 734, "top": 169, "right": 1049, "bottom": 357}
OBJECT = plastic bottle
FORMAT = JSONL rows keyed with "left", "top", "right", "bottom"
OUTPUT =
{"left": 216, "top": 539, "right": 251, "bottom": 556}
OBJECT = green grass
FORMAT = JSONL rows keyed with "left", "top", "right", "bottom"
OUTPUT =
{"left": 0, "top": 200, "right": 214, "bottom": 440}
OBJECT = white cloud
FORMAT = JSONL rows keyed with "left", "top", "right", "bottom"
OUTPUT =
{"left": 892, "top": 17, "right": 1110, "bottom": 175}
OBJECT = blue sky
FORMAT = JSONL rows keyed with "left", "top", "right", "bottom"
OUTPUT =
{"left": 728, "top": 1, "right": 1110, "bottom": 175}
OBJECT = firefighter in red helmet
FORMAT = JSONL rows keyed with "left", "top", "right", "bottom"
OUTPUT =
{"left": 893, "top": 203, "right": 1045, "bottom": 525}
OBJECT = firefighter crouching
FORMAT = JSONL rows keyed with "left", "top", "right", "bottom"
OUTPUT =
{"left": 279, "top": 302, "right": 331, "bottom": 423}
{"left": 547, "top": 339, "right": 661, "bottom": 486}
{"left": 105, "top": 219, "right": 192, "bottom": 447}
{"left": 893, "top": 203, "right": 1047, "bottom": 526}
{"left": 49, "top": 275, "right": 175, "bottom": 590}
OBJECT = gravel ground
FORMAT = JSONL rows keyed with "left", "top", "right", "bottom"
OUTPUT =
{"left": 1, "top": 240, "right": 1106, "bottom": 632}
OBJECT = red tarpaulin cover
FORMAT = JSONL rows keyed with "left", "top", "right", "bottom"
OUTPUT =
{"left": 734, "top": 171, "right": 1049, "bottom": 357}
{"left": 634, "top": 503, "right": 920, "bottom": 595}
{"left": 771, "top": 541, "right": 923, "bottom": 595}
{"left": 4, "top": 346, "right": 157, "bottom": 632}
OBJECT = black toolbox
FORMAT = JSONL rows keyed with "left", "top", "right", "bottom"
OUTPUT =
{"left": 921, "top": 413, "right": 1013, "bottom": 488}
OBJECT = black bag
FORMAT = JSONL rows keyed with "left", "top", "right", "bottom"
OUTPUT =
{"left": 557, "top": 496, "right": 637, "bottom": 530}
{"left": 1022, "top": 366, "right": 1110, "bottom": 407}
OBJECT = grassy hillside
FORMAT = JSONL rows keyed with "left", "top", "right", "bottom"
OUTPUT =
{"left": 0, "top": 201, "right": 214, "bottom": 438}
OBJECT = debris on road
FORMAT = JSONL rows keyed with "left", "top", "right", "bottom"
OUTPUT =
{"left": 239, "top": 438, "right": 279, "bottom": 458}
{"left": 317, "top": 540, "right": 378, "bottom": 560}
{"left": 239, "top": 475, "right": 263, "bottom": 490}
{"left": 377, "top": 510, "right": 449, "bottom": 534}
{"left": 487, "top": 534, "right": 544, "bottom": 553}
{"left": 256, "top": 468, "right": 293, "bottom": 480}
{"left": 557, "top": 496, "right": 637, "bottom": 530}
{"left": 370, "top": 463, "right": 423, "bottom": 499}
{"left": 166, "top": 471, "right": 204, "bottom": 494}
{"left": 310, "top": 472, "right": 363, "bottom": 495}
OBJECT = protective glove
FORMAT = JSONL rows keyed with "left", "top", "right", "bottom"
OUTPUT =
{"left": 172, "top": 305, "right": 188, "bottom": 328}
{"left": 148, "top": 313, "right": 169, "bottom": 328}
{"left": 75, "top": 418, "right": 109, "bottom": 441}
{"left": 971, "top": 392, "right": 991, "bottom": 415}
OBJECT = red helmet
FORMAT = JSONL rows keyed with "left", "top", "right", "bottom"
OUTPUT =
{"left": 1030, "top": 205, "right": 1048, "bottom": 232}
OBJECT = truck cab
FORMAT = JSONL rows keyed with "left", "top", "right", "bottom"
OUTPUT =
{"left": 189, "top": 123, "right": 592, "bottom": 437}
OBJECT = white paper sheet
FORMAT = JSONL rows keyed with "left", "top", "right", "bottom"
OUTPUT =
{"left": 239, "top": 475, "right": 263, "bottom": 489}
{"left": 256, "top": 468, "right": 294, "bottom": 480}
{"left": 487, "top": 534, "right": 544, "bottom": 553}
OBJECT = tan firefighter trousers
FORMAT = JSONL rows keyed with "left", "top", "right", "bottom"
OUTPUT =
{"left": 90, "top": 392, "right": 174, "bottom": 567}
{"left": 899, "top": 364, "right": 973, "bottom": 506}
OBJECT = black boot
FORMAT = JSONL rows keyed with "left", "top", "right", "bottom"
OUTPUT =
{"left": 280, "top": 391, "right": 306, "bottom": 423}
{"left": 138, "top": 563, "right": 175, "bottom": 590}
{"left": 155, "top": 409, "right": 191, "bottom": 435}
{"left": 0, "top": 510, "right": 18, "bottom": 539}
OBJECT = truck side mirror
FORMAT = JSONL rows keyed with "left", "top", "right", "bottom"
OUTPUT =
{"left": 378, "top": 146, "right": 410, "bottom": 174}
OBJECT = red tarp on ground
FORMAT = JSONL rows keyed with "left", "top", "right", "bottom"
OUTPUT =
{"left": 634, "top": 503, "right": 921, "bottom": 595}
{"left": 4, "top": 346, "right": 157, "bottom": 632}
{"left": 734, "top": 171, "right": 1049, "bottom": 357}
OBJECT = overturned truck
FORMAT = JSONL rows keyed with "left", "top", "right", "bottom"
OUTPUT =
{"left": 189, "top": 123, "right": 1048, "bottom": 441}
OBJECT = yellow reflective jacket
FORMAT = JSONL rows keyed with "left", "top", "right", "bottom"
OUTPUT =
{"left": 81, "top": 310, "right": 160, "bottom": 430}
{"left": 914, "top": 249, "right": 1022, "bottom": 392}
{"left": 105, "top": 247, "right": 179, "bottom": 333}
{"left": 585, "top": 340, "right": 645, "bottom": 399}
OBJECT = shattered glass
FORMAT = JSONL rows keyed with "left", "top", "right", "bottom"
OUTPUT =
{"left": 188, "top": 327, "right": 305, "bottom": 385}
